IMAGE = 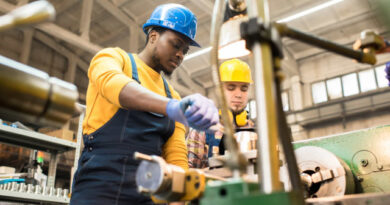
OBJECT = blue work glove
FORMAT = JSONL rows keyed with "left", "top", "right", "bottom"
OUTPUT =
{"left": 166, "top": 93, "right": 219, "bottom": 132}
{"left": 385, "top": 62, "right": 390, "bottom": 86}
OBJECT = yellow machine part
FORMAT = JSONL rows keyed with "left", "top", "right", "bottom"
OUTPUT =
{"left": 181, "top": 169, "right": 206, "bottom": 201}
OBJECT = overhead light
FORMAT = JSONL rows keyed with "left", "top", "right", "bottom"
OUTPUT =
{"left": 184, "top": 46, "right": 212, "bottom": 61}
{"left": 276, "top": 0, "right": 343, "bottom": 23}
{"left": 218, "top": 15, "right": 250, "bottom": 59}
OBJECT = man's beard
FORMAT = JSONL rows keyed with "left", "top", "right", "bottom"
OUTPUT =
{"left": 152, "top": 48, "right": 173, "bottom": 76}
{"left": 231, "top": 106, "right": 245, "bottom": 115}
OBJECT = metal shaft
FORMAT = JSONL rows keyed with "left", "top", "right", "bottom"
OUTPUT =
{"left": 203, "top": 173, "right": 228, "bottom": 181}
{"left": 134, "top": 152, "right": 153, "bottom": 161}
{"left": 246, "top": 0, "right": 283, "bottom": 193}
{"left": 0, "top": 55, "right": 78, "bottom": 128}
{"left": 276, "top": 23, "right": 376, "bottom": 65}
{"left": 0, "top": 1, "right": 55, "bottom": 32}
{"left": 210, "top": 0, "right": 246, "bottom": 172}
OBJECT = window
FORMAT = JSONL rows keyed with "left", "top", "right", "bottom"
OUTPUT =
{"left": 326, "top": 78, "right": 342, "bottom": 99}
{"left": 342, "top": 73, "right": 359, "bottom": 97}
{"left": 375, "top": 64, "right": 388, "bottom": 88}
{"left": 281, "top": 91, "right": 289, "bottom": 111}
{"left": 312, "top": 81, "right": 327, "bottom": 104}
{"left": 311, "top": 65, "right": 390, "bottom": 105}
{"left": 358, "top": 69, "right": 377, "bottom": 92}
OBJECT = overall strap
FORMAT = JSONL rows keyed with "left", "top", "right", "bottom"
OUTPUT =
{"left": 162, "top": 77, "right": 172, "bottom": 99}
{"left": 128, "top": 53, "right": 172, "bottom": 99}
{"left": 128, "top": 53, "right": 140, "bottom": 83}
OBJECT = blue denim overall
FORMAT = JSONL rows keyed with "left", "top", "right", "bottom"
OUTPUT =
{"left": 70, "top": 54, "right": 175, "bottom": 205}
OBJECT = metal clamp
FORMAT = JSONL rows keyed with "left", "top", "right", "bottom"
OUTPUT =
{"left": 240, "top": 17, "right": 284, "bottom": 58}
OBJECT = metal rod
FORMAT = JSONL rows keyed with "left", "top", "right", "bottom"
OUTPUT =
{"left": 210, "top": 0, "right": 246, "bottom": 172}
{"left": 0, "top": 55, "right": 78, "bottom": 128}
{"left": 203, "top": 173, "right": 228, "bottom": 182}
{"left": 274, "top": 68, "right": 305, "bottom": 197}
{"left": 133, "top": 152, "right": 153, "bottom": 162}
{"left": 246, "top": 0, "right": 283, "bottom": 193}
{"left": 0, "top": 1, "right": 55, "bottom": 32}
{"left": 275, "top": 23, "right": 376, "bottom": 65}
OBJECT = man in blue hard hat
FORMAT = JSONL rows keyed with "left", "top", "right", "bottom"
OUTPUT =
{"left": 70, "top": 4, "right": 218, "bottom": 205}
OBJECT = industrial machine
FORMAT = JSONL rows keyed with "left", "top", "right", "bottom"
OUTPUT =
{"left": 135, "top": 124, "right": 390, "bottom": 204}
{"left": 291, "top": 125, "right": 390, "bottom": 197}
{"left": 135, "top": 0, "right": 390, "bottom": 204}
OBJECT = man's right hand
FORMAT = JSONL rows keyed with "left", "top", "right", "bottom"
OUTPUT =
{"left": 166, "top": 94, "right": 219, "bottom": 132}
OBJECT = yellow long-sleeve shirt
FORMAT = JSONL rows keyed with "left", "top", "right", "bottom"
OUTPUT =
{"left": 82, "top": 47, "right": 188, "bottom": 169}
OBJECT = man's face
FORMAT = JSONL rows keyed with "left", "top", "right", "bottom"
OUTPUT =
{"left": 223, "top": 82, "right": 250, "bottom": 113}
{"left": 151, "top": 30, "right": 190, "bottom": 75}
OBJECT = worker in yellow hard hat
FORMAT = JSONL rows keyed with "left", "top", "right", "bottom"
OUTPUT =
{"left": 186, "top": 59, "right": 255, "bottom": 168}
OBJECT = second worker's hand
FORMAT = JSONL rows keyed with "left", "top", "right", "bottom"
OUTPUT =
{"left": 166, "top": 93, "right": 219, "bottom": 132}
{"left": 385, "top": 62, "right": 390, "bottom": 86}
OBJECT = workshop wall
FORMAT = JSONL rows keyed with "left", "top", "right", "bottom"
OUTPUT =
{"left": 286, "top": 51, "right": 390, "bottom": 140}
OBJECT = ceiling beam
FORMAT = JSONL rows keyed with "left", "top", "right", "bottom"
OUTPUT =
{"left": 19, "top": 28, "right": 33, "bottom": 64}
{"left": 79, "top": 0, "right": 94, "bottom": 40}
{"left": 129, "top": 25, "right": 139, "bottom": 52}
{"left": 135, "top": 0, "right": 187, "bottom": 23}
{"left": 111, "top": 0, "right": 128, "bottom": 7}
{"left": 98, "top": 26, "right": 129, "bottom": 45}
{"left": 120, "top": 7, "right": 140, "bottom": 23}
{"left": 0, "top": 0, "right": 103, "bottom": 55}
{"left": 55, "top": 0, "right": 80, "bottom": 16}
{"left": 36, "top": 23, "right": 102, "bottom": 54}
{"left": 34, "top": 31, "right": 89, "bottom": 74}
{"left": 16, "top": 0, "right": 28, "bottom": 6}
{"left": 65, "top": 55, "right": 77, "bottom": 83}
{"left": 96, "top": 0, "right": 137, "bottom": 27}
{"left": 96, "top": 0, "right": 142, "bottom": 52}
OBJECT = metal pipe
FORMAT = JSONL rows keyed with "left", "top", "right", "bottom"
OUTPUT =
{"left": 274, "top": 68, "right": 304, "bottom": 197}
{"left": 210, "top": 0, "right": 247, "bottom": 172}
{"left": 0, "top": 1, "right": 55, "bottom": 32}
{"left": 0, "top": 55, "right": 78, "bottom": 128}
{"left": 275, "top": 23, "right": 376, "bottom": 65}
{"left": 203, "top": 173, "right": 228, "bottom": 182}
{"left": 246, "top": 0, "right": 283, "bottom": 193}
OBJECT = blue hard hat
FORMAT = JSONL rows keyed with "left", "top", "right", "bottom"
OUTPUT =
{"left": 143, "top": 4, "right": 200, "bottom": 47}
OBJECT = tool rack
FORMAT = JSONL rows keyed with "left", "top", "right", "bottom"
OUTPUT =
{"left": 0, "top": 114, "right": 84, "bottom": 204}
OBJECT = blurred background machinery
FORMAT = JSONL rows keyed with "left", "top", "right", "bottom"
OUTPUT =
{"left": 0, "top": 2, "right": 83, "bottom": 204}
{"left": 0, "top": 0, "right": 79, "bottom": 128}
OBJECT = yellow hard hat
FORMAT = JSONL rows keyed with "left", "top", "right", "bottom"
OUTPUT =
{"left": 219, "top": 59, "right": 252, "bottom": 83}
